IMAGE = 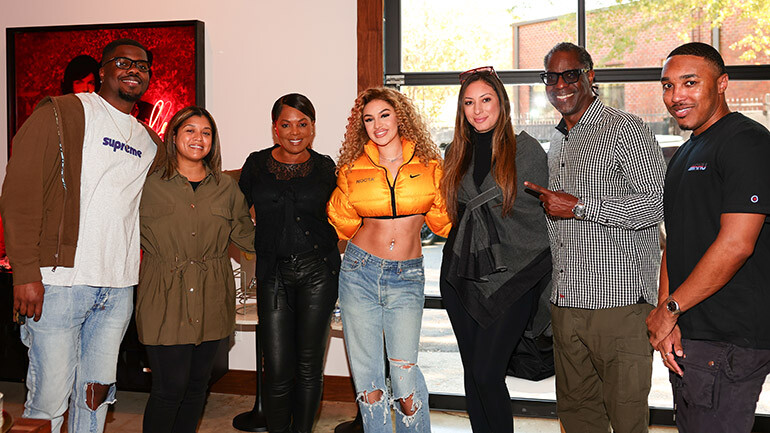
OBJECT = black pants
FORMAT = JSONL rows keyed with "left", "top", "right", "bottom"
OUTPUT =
{"left": 671, "top": 339, "right": 770, "bottom": 433}
{"left": 258, "top": 253, "right": 338, "bottom": 433}
{"left": 142, "top": 338, "right": 224, "bottom": 433}
{"left": 442, "top": 282, "right": 535, "bottom": 433}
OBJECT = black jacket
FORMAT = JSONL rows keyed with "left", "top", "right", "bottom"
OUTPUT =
{"left": 239, "top": 146, "right": 340, "bottom": 281}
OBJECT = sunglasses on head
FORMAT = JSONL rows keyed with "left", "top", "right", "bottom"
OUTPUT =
{"left": 539, "top": 68, "right": 590, "bottom": 86}
{"left": 459, "top": 66, "right": 500, "bottom": 84}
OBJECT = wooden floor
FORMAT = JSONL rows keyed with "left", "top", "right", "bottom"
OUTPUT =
{"left": 210, "top": 370, "right": 356, "bottom": 402}
{"left": 0, "top": 380, "right": 679, "bottom": 433}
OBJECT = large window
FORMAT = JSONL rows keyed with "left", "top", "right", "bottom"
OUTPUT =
{"left": 386, "top": 0, "right": 770, "bottom": 423}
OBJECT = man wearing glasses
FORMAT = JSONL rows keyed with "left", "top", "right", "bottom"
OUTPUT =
{"left": 0, "top": 38, "right": 162, "bottom": 433}
{"left": 525, "top": 42, "right": 666, "bottom": 432}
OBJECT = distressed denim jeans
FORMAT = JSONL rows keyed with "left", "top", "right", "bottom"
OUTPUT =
{"left": 20, "top": 285, "right": 133, "bottom": 433}
{"left": 338, "top": 242, "right": 431, "bottom": 433}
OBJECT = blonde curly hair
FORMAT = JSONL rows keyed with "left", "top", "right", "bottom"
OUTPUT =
{"left": 337, "top": 87, "right": 441, "bottom": 169}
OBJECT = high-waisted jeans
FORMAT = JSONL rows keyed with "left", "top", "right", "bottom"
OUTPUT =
{"left": 257, "top": 251, "right": 338, "bottom": 433}
{"left": 338, "top": 242, "right": 431, "bottom": 433}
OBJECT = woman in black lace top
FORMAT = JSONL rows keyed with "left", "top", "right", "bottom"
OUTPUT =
{"left": 238, "top": 93, "right": 340, "bottom": 433}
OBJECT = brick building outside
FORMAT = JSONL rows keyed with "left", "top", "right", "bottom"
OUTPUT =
{"left": 511, "top": 5, "right": 770, "bottom": 143}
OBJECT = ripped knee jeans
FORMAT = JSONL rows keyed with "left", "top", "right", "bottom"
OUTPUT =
{"left": 21, "top": 285, "right": 133, "bottom": 433}
{"left": 338, "top": 242, "right": 431, "bottom": 433}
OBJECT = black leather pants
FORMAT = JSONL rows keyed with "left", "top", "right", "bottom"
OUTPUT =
{"left": 257, "top": 252, "right": 338, "bottom": 433}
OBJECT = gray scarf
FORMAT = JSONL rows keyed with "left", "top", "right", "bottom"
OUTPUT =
{"left": 447, "top": 131, "right": 551, "bottom": 299}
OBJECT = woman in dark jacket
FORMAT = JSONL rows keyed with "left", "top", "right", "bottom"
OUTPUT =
{"left": 440, "top": 67, "right": 552, "bottom": 433}
{"left": 238, "top": 93, "right": 340, "bottom": 433}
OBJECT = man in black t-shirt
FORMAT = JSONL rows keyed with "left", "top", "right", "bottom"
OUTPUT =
{"left": 647, "top": 42, "right": 770, "bottom": 432}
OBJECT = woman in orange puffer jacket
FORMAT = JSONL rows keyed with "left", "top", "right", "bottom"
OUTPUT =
{"left": 327, "top": 87, "right": 450, "bottom": 433}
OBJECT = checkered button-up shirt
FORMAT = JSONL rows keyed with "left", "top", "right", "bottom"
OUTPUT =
{"left": 546, "top": 98, "right": 666, "bottom": 309}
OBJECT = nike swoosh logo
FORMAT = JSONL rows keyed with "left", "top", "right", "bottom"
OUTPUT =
{"left": 410, "top": 174, "right": 421, "bottom": 178}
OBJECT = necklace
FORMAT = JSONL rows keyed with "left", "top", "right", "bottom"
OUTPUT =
{"left": 381, "top": 152, "right": 403, "bottom": 163}
{"left": 98, "top": 96, "right": 133, "bottom": 143}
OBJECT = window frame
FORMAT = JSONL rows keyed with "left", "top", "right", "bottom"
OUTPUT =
{"left": 384, "top": 0, "right": 770, "bottom": 85}
{"left": 383, "top": 0, "right": 770, "bottom": 426}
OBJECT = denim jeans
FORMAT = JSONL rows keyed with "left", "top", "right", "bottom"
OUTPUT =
{"left": 20, "top": 285, "right": 133, "bottom": 433}
{"left": 338, "top": 242, "right": 431, "bottom": 433}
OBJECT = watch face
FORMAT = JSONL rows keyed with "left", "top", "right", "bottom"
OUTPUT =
{"left": 573, "top": 203, "right": 586, "bottom": 219}
{"left": 667, "top": 301, "right": 676, "bottom": 312}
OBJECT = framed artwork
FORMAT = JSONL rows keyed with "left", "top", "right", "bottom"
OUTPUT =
{"left": 6, "top": 20, "right": 205, "bottom": 154}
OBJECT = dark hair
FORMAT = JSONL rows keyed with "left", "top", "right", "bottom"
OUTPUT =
{"left": 543, "top": 42, "right": 594, "bottom": 70}
{"left": 441, "top": 71, "right": 518, "bottom": 221}
{"left": 543, "top": 42, "right": 598, "bottom": 96}
{"left": 101, "top": 38, "right": 153, "bottom": 66}
{"left": 61, "top": 55, "right": 101, "bottom": 94}
{"left": 271, "top": 93, "right": 316, "bottom": 124}
{"left": 667, "top": 42, "right": 727, "bottom": 75}
{"left": 158, "top": 106, "right": 222, "bottom": 183}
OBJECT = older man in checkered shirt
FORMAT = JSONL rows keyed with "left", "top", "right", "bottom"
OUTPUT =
{"left": 525, "top": 42, "right": 666, "bottom": 433}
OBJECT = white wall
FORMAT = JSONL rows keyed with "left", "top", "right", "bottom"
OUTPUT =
{"left": 1, "top": 0, "right": 357, "bottom": 376}
{"left": 0, "top": 0, "right": 357, "bottom": 173}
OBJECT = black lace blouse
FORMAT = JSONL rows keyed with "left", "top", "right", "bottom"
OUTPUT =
{"left": 238, "top": 145, "right": 340, "bottom": 281}
{"left": 266, "top": 154, "right": 314, "bottom": 180}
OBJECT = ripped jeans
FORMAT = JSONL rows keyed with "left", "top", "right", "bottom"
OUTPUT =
{"left": 21, "top": 285, "right": 133, "bottom": 433}
{"left": 339, "top": 242, "right": 431, "bottom": 433}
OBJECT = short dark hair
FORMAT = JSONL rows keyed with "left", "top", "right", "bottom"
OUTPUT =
{"left": 100, "top": 38, "right": 153, "bottom": 66}
{"left": 667, "top": 42, "right": 727, "bottom": 75}
{"left": 61, "top": 54, "right": 101, "bottom": 94}
{"left": 543, "top": 42, "right": 594, "bottom": 70}
{"left": 271, "top": 93, "right": 316, "bottom": 123}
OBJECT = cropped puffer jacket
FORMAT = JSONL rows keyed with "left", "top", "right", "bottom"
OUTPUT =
{"left": 327, "top": 139, "right": 451, "bottom": 240}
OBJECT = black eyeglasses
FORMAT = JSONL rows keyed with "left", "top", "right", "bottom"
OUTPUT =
{"left": 103, "top": 57, "right": 152, "bottom": 73}
{"left": 539, "top": 68, "right": 590, "bottom": 86}
{"left": 459, "top": 66, "right": 500, "bottom": 84}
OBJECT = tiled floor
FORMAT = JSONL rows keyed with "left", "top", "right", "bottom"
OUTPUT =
{"left": 1, "top": 380, "right": 677, "bottom": 432}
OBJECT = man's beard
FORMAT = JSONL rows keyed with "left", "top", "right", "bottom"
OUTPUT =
{"left": 119, "top": 89, "right": 142, "bottom": 103}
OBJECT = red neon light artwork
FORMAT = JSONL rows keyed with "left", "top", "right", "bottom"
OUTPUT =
{"left": 8, "top": 21, "right": 203, "bottom": 145}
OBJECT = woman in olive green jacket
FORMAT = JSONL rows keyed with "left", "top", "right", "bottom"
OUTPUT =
{"left": 136, "top": 106, "right": 254, "bottom": 433}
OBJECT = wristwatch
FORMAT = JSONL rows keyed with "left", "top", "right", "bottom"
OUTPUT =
{"left": 572, "top": 199, "right": 586, "bottom": 220}
{"left": 665, "top": 296, "right": 681, "bottom": 316}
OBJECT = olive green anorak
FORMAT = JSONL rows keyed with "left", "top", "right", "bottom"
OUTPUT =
{"left": 136, "top": 169, "right": 255, "bottom": 345}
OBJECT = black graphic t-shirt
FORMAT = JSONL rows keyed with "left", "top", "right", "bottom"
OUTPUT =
{"left": 665, "top": 112, "right": 770, "bottom": 349}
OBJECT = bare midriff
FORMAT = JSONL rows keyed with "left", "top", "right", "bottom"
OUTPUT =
{"left": 350, "top": 214, "right": 425, "bottom": 260}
